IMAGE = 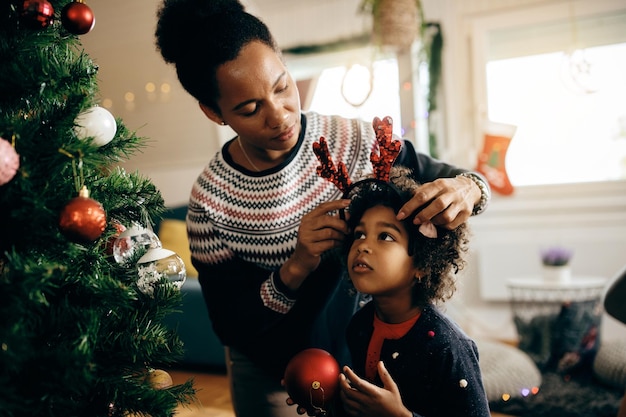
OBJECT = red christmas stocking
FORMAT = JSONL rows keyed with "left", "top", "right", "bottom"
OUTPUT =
{"left": 476, "top": 123, "right": 515, "bottom": 196}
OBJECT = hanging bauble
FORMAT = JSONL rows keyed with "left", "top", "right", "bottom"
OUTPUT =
{"left": 145, "top": 369, "right": 173, "bottom": 390}
{"left": 105, "top": 220, "right": 126, "bottom": 256}
{"left": 112, "top": 223, "right": 161, "bottom": 265}
{"left": 61, "top": 1, "right": 95, "bottom": 35}
{"left": 136, "top": 247, "right": 186, "bottom": 296}
{"left": 283, "top": 348, "right": 340, "bottom": 415}
{"left": 59, "top": 185, "right": 107, "bottom": 244}
{"left": 0, "top": 138, "right": 19, "bottom": 186}
{"left": 74, "top": 106, "right": 117, "bottom": 147}
{"left": 20, "top": 0, "right": 54, "bottom": 29}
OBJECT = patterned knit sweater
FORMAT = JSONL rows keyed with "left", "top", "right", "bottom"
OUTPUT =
{"left": 188, "top": 111, "right": 465, "bottom": 374}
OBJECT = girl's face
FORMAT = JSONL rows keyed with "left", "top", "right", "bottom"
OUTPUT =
{"left": 212, "top": 41, "right": 301, "bottom": 155}
{"left": 347, "top": 205, "right": 421, "bottom": 298}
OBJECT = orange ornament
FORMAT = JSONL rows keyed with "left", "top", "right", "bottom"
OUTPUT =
{"left": 59, "top": 186, "right": 106, "bottom": 244}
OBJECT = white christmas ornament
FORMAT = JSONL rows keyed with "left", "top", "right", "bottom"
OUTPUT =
{"left": 136, "top": 247, "right": 186, "bottom": 296}
{"left": 74, "top": 106, "right": 117, "bottom": 147}
{"left": 112, "top": 224, "right": 161, "bottom": 265}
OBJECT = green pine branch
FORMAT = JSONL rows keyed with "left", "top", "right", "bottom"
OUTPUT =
{"left": 0, "top": 1, "right": 195, "bottom": 415}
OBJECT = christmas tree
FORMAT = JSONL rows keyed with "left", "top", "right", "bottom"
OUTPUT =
{"left": 0, "top": 1, "right": 195, "bottom": 416}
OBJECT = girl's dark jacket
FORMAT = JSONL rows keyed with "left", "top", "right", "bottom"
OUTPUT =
{"left": 344, "top": 302, "right": 491, "bottom": 417}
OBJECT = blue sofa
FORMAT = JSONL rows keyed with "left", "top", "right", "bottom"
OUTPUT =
{"left": 155, "top": 206, "right": 226, "bottom": 370}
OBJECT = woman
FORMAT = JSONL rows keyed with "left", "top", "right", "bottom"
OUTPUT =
{"left": 154, "top": 1, "right": 490, "bottom": 416}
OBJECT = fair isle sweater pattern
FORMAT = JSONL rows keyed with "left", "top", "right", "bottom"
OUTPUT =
{"left": 187, "top": 112, "right": 375, "bottom": 311}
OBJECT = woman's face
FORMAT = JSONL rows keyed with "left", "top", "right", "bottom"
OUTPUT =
{"left": 214, "top": 41, "right": 301, "bottom": 154}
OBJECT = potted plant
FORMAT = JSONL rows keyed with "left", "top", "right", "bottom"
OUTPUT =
{"left": 359, "top": 0, "right": 423, "bottom": 51}
{"left": 540, "top": 246, "right": 573, "bottom": 283}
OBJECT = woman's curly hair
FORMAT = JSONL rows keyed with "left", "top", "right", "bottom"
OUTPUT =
{"left": 341, "top": 166, "right": 470, "bottom": 307}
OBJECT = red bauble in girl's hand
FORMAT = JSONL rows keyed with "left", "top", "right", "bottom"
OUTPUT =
{"left": 61, "top": 1, "right": 95, "bottom": 35}
{"left": 284, "top": 348, "right": 340, "bottom": 415}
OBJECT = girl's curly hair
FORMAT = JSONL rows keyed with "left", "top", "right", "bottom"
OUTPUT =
{"left": 341, "top": 166, "right": 470, "bottom": 307}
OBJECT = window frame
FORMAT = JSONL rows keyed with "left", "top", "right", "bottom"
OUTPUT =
{"left": 468, "top": 0, "right": 626, "bottom": 188}
{"left": 466, "top": 0, "right": 626, "bottom": 302}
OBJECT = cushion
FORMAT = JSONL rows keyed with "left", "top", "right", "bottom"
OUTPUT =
{"left": 593, "top": 338, "right": 626, "bottom": 390}
{"left": 476, "top": 339, "right": 542, "bottom": 402}
{"left": 605, "top": 265, "right": 626, "bottom": 324}
{"left": 157, "top": 219, "right": 198, "bottom": 278}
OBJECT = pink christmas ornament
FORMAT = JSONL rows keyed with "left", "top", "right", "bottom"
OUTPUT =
{"left": 0, "top": 138, "right": 20, "bottom": 186}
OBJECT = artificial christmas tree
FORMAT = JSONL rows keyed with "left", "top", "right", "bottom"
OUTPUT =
{"left": 0, "top": 1, "right": 195, "bottom": 416}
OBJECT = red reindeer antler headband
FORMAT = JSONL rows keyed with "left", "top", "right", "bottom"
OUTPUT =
{"left": 313, "top": 116, "right": 437, "bottom": 238}
{"left": 313, "top": 116, "right": 401, "bottom": 195}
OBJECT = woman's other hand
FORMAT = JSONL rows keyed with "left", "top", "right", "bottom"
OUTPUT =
{"left": 397, "top": 175, "right": 480, "bottom": 229}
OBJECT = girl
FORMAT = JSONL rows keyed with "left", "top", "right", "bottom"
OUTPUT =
{"left": 338, "top": 167, "right": 490, "bottom": 417}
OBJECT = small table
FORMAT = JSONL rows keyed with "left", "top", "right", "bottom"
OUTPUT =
{"left": 507, "top": 276, "right": 607, "bottom": 370}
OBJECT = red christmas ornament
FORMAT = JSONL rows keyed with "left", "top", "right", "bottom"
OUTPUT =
{"left": 0, "top": 138, "right": 19, "bottom": 186}
{"left": 20, "top": 0, "right": 55, "bottom": 29}
{"left": 61, "top": 1, "right": 95, "bottom": 35}
{"left": 104, "top": 220, "right": 126, "bottom": 256}
{"left": 59, "top": 186, "right": 107, "bottom": 244}
{"left": 283, "top": 348, "right": 340, "bottom": 415}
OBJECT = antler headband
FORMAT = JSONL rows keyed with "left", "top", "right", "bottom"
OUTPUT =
{"left": 312, "top": 116, "right": 401, "bottom": 195}
{"left": 313, "top": 116, "right": 437, "bottom": 238}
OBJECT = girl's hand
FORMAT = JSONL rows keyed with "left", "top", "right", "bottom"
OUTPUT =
{"left": 397, "top": 176, "right": 480, "bottom": 230}
{"left": 280, "top": 199, "right": 351, "bottom": 290}
{"left": 339, "top": 363, "right": 411, "bottom": 417}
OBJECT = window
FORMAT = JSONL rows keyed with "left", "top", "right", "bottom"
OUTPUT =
{"left": 307, "top": 59, "right": 403, "bottom": 138}
{"left": 471, "top": 0, "right": 626, "bottom": 186}
{"left": 286, "top": 45, "right": 408, "bottom": 139}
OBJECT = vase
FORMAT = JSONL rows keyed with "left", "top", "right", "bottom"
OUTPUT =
{"left": 542, "top": 265, "right": 572, "bottom": 283}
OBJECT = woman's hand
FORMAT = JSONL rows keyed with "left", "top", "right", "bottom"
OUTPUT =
{"left": 280, "top": 199, "right": 351, "bottom": 290}
{"left": 397, "top": 175, "right": 480, "bottom": 229}
{"left": 339, "top": 363, "right": 411, "bottom": 417}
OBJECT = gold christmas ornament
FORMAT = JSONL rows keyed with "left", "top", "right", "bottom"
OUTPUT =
{"left": 146, "top": 369, "right": 173, "bottom": 390}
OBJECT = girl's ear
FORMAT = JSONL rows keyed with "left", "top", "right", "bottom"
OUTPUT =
{"left": 199, "top": 102, "right": 225, "bottom": 125}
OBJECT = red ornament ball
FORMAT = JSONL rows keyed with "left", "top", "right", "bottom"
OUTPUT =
{"left": 104, "top": 220, "right": 126, "bottom": 256}
{"left": 59, "top": 186, "right": 107, "bottom": 244}
{"left": 283, "top": 348, "right": 340, "bottom": 414}
{"left": 61, "top": 1, "right": 95, "bottom": 35}
{"left": 20, "top": 0, "right": 54, "bottom": 29}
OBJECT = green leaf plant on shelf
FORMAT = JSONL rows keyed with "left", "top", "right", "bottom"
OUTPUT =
{"left": 0, "top": 1, "right": 195, "bottom": 416}
{"left": 540, "top": 246, "right": 574, "bottom": 283}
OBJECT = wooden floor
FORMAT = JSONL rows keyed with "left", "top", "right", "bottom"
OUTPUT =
{"left": 170, "top": 368, "right": 515, "bottom": 417}
{"left": 170, "top": 368, "right": 234, "bottom": 417}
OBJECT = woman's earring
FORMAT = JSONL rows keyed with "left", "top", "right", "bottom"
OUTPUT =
{"left": 220, "top": 121, "right": 226, "bottom": 125}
